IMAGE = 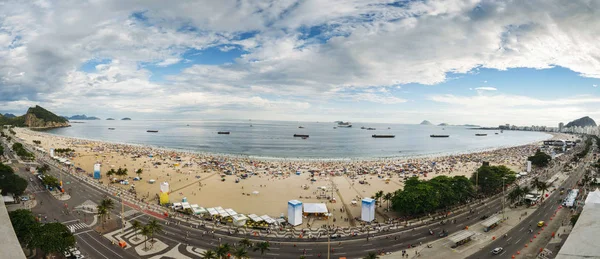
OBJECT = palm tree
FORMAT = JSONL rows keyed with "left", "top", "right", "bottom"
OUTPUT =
{"left": 232, "top": 247, "right": 249, "bottom": 259}
{"left": 96, "top": 205, "right": 108, "bottom": 229}
{"left": 363, "top": 252, "right": 379, "bottom": 259}
{"left": 538, "top": 182, "right": 550, "bottom": 201}
{"left": 383, "top": 192, "right": 393, "bottom": 210}
{"left": 508, "top": 185, "right": 523, "bottom": 204}
{"left": 253, "top": 241, "right": 270, "bottom": 257}
{"left": 136, "top": 168, "right": 143, "bottom": 178}
{"left": 215, "top": 243, "right": 231, "bottom": 259}
{"left": 101, "top": 198, "right": 114, "bottom": 219}
{"left": 147, "top": 219, "right": 162, "bottom": 243}
{"left": 374, "top": 190, "right": 384, "bottom": 207}
{"left": 239, "top": 238, "right": 252, "bottom": 248}
{"left": 121, "top": 168, "right": 128, "bottom": 179}
{"left": 530, "top": 177, "right": 542, "bottom": 192}
{"left": 106, "top": 169, "right": 116, "bottom": 182}
{"left": 131, "top": 220, "right": 142, "bottom": 241}
{"left": 140, "top": 225, "right": 152, "bottom": 250}
{"left": 200, "top": 250, "right": 217, "bottom": 259}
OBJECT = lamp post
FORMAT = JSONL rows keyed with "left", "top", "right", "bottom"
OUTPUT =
{"left": 502, "top": 177, "right": 507, "bottom": 220}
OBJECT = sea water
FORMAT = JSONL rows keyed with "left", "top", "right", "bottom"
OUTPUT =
{"left": 44, "top": 120, "right": 551, "bottom": 160}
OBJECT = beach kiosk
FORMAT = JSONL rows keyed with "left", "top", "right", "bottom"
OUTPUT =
{"left": 232, "top": 214, "right": 248, "bottom": 226}
{"left": 481, "top": 215, "right": 501, "bottom": 232}
{"left": 287, "top": 200, "right": 303, "bottom": 226}
{"left": 159, "top": 182, "right": 169, "bottom": 205}
{"left": 361, "top": 198, "right": 375, "bottom": 222}
{"left": 448, "top": 230, "right": 475, "bottom": 247}
{"left": 50, "top": 148, "right": 55, "bottom": 157}
{"left": 93, "top": 163, "right": 101, "bottom": 179}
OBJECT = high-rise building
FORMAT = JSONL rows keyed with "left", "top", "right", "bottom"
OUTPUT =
{"left": 558, "top": 122, "right": 564, "bottom": 132}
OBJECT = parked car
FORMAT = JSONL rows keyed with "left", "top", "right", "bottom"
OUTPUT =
{"left": 330, "top": 234, "right": 342, "bottom": 239}
{"left": 20, "top": 196, "right": 29, "bottom": 201}
{"left": 492, "top": 247, "right": 503, "bottom": 255}
{"left": 537, "top": 221, "right": 545, "bottom": 227}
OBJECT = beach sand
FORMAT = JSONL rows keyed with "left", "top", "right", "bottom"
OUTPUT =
{"left": 14, "top": 128, "right": 575, "bottom": 227}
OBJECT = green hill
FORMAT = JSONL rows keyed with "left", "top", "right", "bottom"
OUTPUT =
{"left": 0, "top": 105, "right": 69, "bottom": 129}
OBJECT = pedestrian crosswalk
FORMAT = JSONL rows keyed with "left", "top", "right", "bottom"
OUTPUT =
{"left": 68, "top": 222, "right": 89, "bottom": 232}
{"left": 122, "top": 210, "right": 138, "bottom": 218}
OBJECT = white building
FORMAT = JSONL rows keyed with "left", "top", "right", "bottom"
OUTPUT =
{"left": 287, "top": 200, "right": 302, "bottom": 226}
{"left": 361, "top": 198, "right": 375, "bottom": 222}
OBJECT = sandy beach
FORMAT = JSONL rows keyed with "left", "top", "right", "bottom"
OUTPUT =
{"left": 13, "top": 127, "right": 576, "bottom": 227}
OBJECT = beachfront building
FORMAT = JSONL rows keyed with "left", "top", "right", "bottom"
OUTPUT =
{"left": 361, "top": 198, "right": 375, "bottom": 222}
{"left": 287, "top": 200, "right": 303, "bottom": 226}
{"left": 556, "top": 189, "right": 600, "bottom": 258}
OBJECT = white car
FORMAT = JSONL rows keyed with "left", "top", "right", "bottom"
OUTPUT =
{"left": 69, "top": 248, "right": 81, "bottom": 256}
{"left": 492, "top": 247, "right": 503, "bottom": 255}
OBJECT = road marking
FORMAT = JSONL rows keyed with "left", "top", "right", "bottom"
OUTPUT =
{"left": 506, "top": 237, "right": 512, "bottom": 242}
{"left": 266, "top": 253, "right": 280, "bottom": 256}
{"left": 76, "top": 235, "right": 110, "bottom": 259}
{"left": 300, "top": 249, "right": 313, "bottom": 251}
{"left": 365, "top": 248, "right": 377, "bottom": 252}
{"left": 519, "top": 227, "right": 524, "bottom": 231}
{"left": 62, "top": 219, "right": 79, "bottom": 224}
{"left": 362, "top": 244, "right": 373, "bottom": 246}
{"left": 393, "top": 243, "right": 404, "bottom": 247}
{"left": 82, "top": 232, "right": 124, "bottom": 258}
{"left": 74, "top": 230, "right": 94, "bottom": 236}
{"left": 333, "top": 253, "right": 347, "bottom": 255}
{"left": 516, "top": 238, "right": 522, "bottom": 244}
{"left": 416, "top": 237, "right": 426, "bottom": 241}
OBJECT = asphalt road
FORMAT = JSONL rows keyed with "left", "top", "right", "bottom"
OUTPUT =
{"left": 2, "top": 131, "right": 588, "bottom": 259}
{"left": 467, "top": 148, "right": 592, "bottom": 259}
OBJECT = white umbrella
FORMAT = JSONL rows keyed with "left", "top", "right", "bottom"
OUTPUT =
{"left": 252, "top": 191, "right": 259, "bottom": 195}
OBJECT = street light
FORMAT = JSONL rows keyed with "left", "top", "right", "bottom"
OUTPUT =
{"left": 502, "top": 177, "right": 507, "bottom": 220}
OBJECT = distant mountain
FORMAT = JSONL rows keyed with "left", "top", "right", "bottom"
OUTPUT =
{"left": 106, "top": 118, "right": 115, "bottom": 120}
{"left": 2, "top": 113, "right": 16, "bottom": 118}
{"left": 420, "top": 120, "right": 433, "bottom": 125}
{"left": 67, "top": 114, "right": 100, "bottom": 120}
{"left": 438, "top": 123, "right": 449, "bottom": 126}
{"left": 121, "top": 118, "right": 132, "bottom": 121}
{"left": 565, "top": 116, "right": 596, "bottom": 128}
{"left": 0, "top": 105, "right": 70, "bottom": 129}
{"left": 462, "top": 124, "right": 480, "bottom": 127}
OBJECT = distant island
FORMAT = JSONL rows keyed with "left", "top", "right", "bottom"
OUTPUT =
{"left": 437, "top": 123, "right": 480, "bottom": 127}
{"left": 106, "top": 118, "right": 115, "bottom": 120}
{"left": 2, "top": 113, "right": 16, "bottom": 118}
{"left": 64, "top": 114, "right": 101, "bottom": 120}
{"left": 121, "top": 118, "right": 132, "bottom": 121}
{"left": 420, "top": 120, "right": 433, "bottom": 125}
{"left": 565, "top": 116, "right": 596, "bottom": 128}
{"left": 0, "top": 105, "right": 70, "bottom": 129}
{"left": 438, "top": 123, "right": 449, "bottom": 126}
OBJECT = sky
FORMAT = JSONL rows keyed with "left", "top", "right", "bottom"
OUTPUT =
{"left": 1, "top": 0, "right": 600, "bottom": 127}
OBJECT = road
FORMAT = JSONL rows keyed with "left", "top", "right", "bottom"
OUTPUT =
{"left": 1, "top": 131, "right": 589, "bottom": 259}
{"left": 467, "top": 145, "right": 592, "bottom": 259}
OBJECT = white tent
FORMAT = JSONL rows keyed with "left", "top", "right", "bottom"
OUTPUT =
{"left": 260, "top": 215, "right": 276, "bottom": 224}
{"left": 225, "top": 208, "right": 237, "bottom": 216}
{"left": 207, "top": 207, "right": 219, "bottom": 216}
{"left": 248, "top": 214, "right": 263, "bottom": 222}
{"left": 303, "top": 203, "right": 328, "bottom": 214}
{"left": 232, "top": 214, "right": 248, "bottom": 226}
{"left": 182, "top": 202, "right": 191, "bottom": 209}
{"left": 252, "top": 191, "right": 259, "bottom": 195}
{"left": 216, "top": 207, "right": 228, "bottom": 217}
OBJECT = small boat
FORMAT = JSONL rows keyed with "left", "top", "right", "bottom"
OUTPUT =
{"left": 501, "top": 130, "right": 503, "bottom": 133}
{"left": 495, "top": 133, "right": 499, "bottom": 135}
{"left": 388, "top": 127, "right": 391, "bottom": 129}
{"left": 218, "top": 131, "right": 230, "bottom": 135}
{"left": 361, "top": 126, "right": 366, "bottom": 129}
{"left": 293, "top": 134, "right": 309, "bottom": 138}
{"left": 147, "top": 130, "right": 159, "bottom": 133}
{"left": 333, "top": 127, "right": 337, "bottom": 129}
{"left": 108, "top": 128, "right": 115, "bottom": 130}
{"left": 372, "top": 135, "right": 395, "bottom": 138}
{"left": 430, "top": 135, "right": 449, "bottom": 138}
{"left": 298, "top": 126, "right": 304, "bottom": 129}
{"left": 367, "top": 128, "right": 376, "bottom": 130}
{"left": 475, "top": 134, "right": 487, "bottom": 136}
{"left": 250, "top": 125, "right": 253, "bottom": 127}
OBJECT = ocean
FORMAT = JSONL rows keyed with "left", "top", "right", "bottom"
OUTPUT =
{"left": 44, "top": 120, "right": 551, "bottom": 160}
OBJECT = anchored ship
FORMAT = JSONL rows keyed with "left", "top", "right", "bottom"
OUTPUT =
{"left": 218, "top": 131, "right": 230, "bottom": 135}
{"left": 293, "top": 134, "right": 309, "bottom": 138}
{"left": 430, "top": 134, "right": 449, "bottom": 138}
{"left": 147, "top": 130, "right": 159, "bottom": 133}
{"left": 337, "top": 121, "right": 352, "bottom": 128}
{"left": 372, "top": 135, "right": 395, "bottom": 138}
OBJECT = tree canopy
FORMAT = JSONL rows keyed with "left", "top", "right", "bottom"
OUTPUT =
{"left": 9, "top": 209, "right": 39, "bottom": 247}
{"left": 31, "top": 223, "right": 76, "bottom": 256}
{"left": 528, "top": 149, "right": 552, "bottom": 167}
{"left": 471, "top": 165, "right": 516, "bottom": 195}
{"left": 392, "top": 175, "right": 475, "bottom": 215}
{"left": 0, "top": 163, "right": 28, "bottom": 195}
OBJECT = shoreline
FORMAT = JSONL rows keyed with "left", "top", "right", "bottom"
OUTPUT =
{"left": 36, "top": 127, "right": 553, "bottom": 162}
{"left": 12, "top": 127, "right": 570, "bottom": 228}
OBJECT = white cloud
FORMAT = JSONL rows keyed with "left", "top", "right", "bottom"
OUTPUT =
{"left": 1, "top": 0, "right": 600, "bottom": 123}
{"left": 474, "top": 87, "right": 497, "bottom": 91}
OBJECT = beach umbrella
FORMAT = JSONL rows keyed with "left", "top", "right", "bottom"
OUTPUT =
{"left": 252, "top": 191, "right": 259, "bottom": 195}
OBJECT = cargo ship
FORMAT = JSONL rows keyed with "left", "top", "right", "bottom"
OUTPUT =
{"left": 430, "top": 134, "right": 449, "bottom": 138}
{"left": 372, "top": 135, "right": 395, "bottom": 138}
{"left": 218, "top": 131, "right": 230, "bottom": 135}
{"left": 147, "top": 130, "right": 159, "bottom": 133}
{"left": 367, "top": 128, "right": 376, "bottom": 130}
{"left": 475, "top": 133, "right": 487, "bottom": 136}
{"left": 293, "top": 134, "right": 309, "bottom": 138}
